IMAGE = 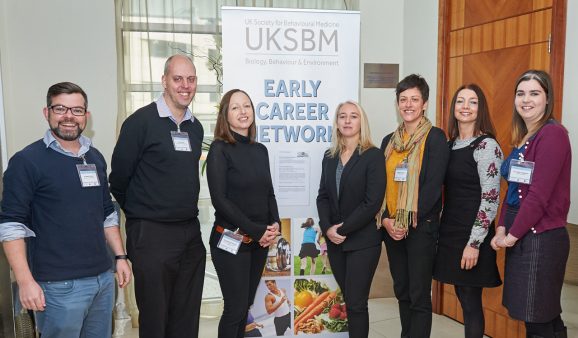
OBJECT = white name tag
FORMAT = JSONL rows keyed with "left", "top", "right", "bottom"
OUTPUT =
{"left": 217, "top": 229, "right": 243, "bottom": 255}
{"left": 76, "top": 164, "right": 101, "bottom": 187}
{"left": 394, "top": 163, "right": 408, "bottom": 182}
{"left": 171, "top": 131, "right": 192, "bottom": 152}
{"left": 508, "top": 159, "right": 535, "bottom": 184}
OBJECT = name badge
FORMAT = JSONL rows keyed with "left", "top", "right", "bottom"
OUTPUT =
{"left": 217, "top": 229, "right": 243, "bottom": 255}
{"left": 76, "top": 164, "right": 101, "bottom": 187}
{"left": 171, "top": 131, "right": 192, "bottom": 152}
{"left": 394, "top": 163, "right": 408, "bottom": 182}
{"left": 508, "top": 159, "right": 535, "bottom": 184}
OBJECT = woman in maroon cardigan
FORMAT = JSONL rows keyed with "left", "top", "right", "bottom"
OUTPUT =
{"left": 491, "top": 70, "right": 571, "bottom": 338}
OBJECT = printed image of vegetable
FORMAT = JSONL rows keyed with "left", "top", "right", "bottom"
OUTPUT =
{"left": 294, "top": 291, "right": 336, "bottom": 333}
{"left": 296, "top": 318, "right": 324, "bottom": 334}
{"left": 294, "top": 278, "right": 329, "bottom": 295}
{"left": 321, "top": 317, "right": 348, "bottom": 333}
{"left": 294, "top": 291, "right": 330, "bottom": 323}
{"left": 321, "top": 303, "right": 348, "bottom": 332}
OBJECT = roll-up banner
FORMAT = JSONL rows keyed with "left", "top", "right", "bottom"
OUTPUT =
{"left": 223, "top": 7, "right": 360, "bottom": 337}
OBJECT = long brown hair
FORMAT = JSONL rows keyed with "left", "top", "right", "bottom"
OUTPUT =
{"left": 511, "top": 70, "right": 554, "bottom": 145}
{"left": 447, "top": 84, "right": 496, "bottom": 140}
{"left": 214, "top": 89, "right": 257, "bottom": 143}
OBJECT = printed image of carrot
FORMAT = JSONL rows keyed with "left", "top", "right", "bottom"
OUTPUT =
{"left": 294, "top": 291, "right": 330, "bottom": 324}
{"left": 294, "top": 291, "right": 336, "bottom": 333}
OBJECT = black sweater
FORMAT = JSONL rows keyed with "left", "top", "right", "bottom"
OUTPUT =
{"left": 109, "top": 102, "right": 203, "bottom": 221}
{"left": 206, "top": 133, "right": 280, "bottom": 246}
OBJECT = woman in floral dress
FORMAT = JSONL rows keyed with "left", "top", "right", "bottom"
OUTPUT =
{"left": 434, "top": 84, "right": 502, "bottom": 338}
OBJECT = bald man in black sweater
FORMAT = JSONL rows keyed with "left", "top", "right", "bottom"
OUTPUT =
{"left": 110, "top": 55, "right": 205, "bottom": 338}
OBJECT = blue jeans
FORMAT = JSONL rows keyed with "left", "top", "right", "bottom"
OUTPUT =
{"left": 36, "top": 270, "right": 115, "bottom": 338}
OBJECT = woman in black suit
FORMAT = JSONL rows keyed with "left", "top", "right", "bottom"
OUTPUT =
{"left": 317, "top": 100, "right": 385, "bottom": 338}
{"left": 380, "top": 74, "right": 450, "bottom": 338}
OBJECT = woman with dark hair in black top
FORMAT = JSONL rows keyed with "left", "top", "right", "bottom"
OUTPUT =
{"left": 207, "top": 89, "right": 280, "bottom": 338}
{"left": 433, "top": 84, "right": 502, "bottom": 338}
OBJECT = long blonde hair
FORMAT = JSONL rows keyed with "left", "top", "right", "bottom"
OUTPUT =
{"left": 328, "top": 100, "right": 374, "bottom": 157}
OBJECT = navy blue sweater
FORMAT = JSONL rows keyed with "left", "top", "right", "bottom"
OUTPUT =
{"left": 109, "top": 102, "right": 203, "bottom": 221}
{"left": 0, "top": 141, "right": 113, "bottom": 281}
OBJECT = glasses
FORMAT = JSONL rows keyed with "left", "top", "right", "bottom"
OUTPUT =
{"left": 49, "top": 105, "right": 87, "bottom": 116}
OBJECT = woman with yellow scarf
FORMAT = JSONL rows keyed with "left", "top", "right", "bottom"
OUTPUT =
{"left": 380, "top": 74, "right": 450, "bottom": 338}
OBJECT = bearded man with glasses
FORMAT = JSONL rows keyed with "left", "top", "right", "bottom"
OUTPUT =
{"left": 0, "top": 82, "right": 131, "bottom": 338}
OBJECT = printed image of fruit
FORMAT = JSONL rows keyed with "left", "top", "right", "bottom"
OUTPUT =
{"left": 329, "top": 304, "right": 341, "bottom": 319}
{"left": 294, "top": 290, "right": 314, "bottom": 308}
{"left": 328, "top": 303, "right": 347, "bottom": 319}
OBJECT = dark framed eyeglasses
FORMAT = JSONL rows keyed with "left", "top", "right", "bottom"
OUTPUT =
{"left": 49, "top": 105, "right": 87, "bottom": 116}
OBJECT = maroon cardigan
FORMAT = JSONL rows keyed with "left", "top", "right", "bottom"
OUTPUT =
{"left": 498, "top": 122, "right": 572, "bottom": 238}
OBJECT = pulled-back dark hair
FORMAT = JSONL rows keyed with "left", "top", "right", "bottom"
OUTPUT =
{"left": 396, "top": 74, "right": 429, "bottom": 103}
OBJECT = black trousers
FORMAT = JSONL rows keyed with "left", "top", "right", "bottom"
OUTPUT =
{"left": 327, "top": 243, "right": 381, "bottom": 338}
{"left": 211, "top": 244, "right": 268, "bottom": 338}
{"left": 383, "top": 219, "right": 439, "bottom": 338}
{"left": 274, "top": 312, "right": 291, "bottom": 335}
{"left": 126, "top": 218, "right": 206, "bottom": 338}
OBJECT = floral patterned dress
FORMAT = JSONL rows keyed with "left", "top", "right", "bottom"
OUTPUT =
{"left": 433, "top": 135, "right": 503, "bottom": 286}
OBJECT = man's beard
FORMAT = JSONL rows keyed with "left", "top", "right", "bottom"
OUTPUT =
{"left": 51, "top": 123, "right": 83, "bottom": 141}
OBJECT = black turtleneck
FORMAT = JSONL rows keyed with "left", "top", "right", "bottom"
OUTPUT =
{"left": 206, "top": 132, "right": 280, "bottom": 245}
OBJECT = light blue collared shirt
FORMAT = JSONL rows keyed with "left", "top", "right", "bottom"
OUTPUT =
{"left": 156, "top": 94, "right": 194, "bottom": 130}
{"left": 43, "top": 130, "right": 92, "bottom": 158}
{"left": 0, "top": 131, "right": 119, "bottom": 242}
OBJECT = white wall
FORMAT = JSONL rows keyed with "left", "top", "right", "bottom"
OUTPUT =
{"left": 0, "top": 0, "right": 118, "bottom": 162}
{"left": 359, "top": 0, "right": 438, "bottom": 146}
{"left": 358, "top": 0, "right": 404, "bottom": 145}
{"left": 359, "top": 0, "right": 439, "bottom": 149}
{"left": 562, "top": 0, "right": 578, "bottom": 223}
{"left": 0, "top": 59, "right": 7, "bottom": 172}
{"left": 403, "top": 0, "right": 439, "bottom": 124}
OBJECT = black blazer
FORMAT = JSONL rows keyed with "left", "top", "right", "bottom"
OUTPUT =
{"left": 380, "top": 127, "right": 449, "bottom": 222}
{"left": 316, "top": 147, "right": 386, "bottom": 251}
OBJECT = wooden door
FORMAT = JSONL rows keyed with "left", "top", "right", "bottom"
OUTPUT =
{"left": 433, "top": 1, "right": 567, "bottom": 337}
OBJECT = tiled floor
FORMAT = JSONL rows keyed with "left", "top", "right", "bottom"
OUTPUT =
{"left": 116, "top": 284, "right": 578, "bottom": 338}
